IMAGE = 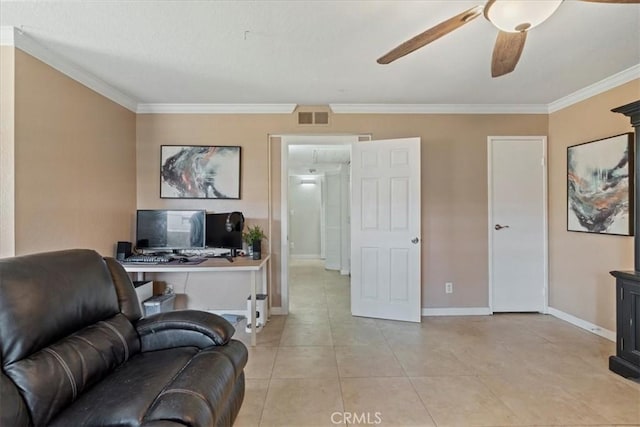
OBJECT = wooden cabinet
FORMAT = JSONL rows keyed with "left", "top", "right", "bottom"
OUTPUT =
{"left": 610, "top": 271, "right": 640, "bottom": 378}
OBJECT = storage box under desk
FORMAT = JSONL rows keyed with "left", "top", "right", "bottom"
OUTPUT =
{"left": 133, "top": 281, "right": 153, "bottom": 314}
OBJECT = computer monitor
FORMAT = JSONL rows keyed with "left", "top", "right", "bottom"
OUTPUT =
{"left": 136, "top": 210, "right": 206, "bottom": 251}
{"left": 206, "top": 212, "right": 244, "bottom": 255}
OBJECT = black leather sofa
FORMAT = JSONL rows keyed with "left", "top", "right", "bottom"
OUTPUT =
{"left": 0, "top": 249, "right": 248, "bottom": 427}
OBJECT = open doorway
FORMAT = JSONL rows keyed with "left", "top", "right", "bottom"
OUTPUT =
{"left": 279, "top": 135, "right": 367, "bottom": 314}
{"left": 288, "top": 145, "right": 350, "bottom": 272}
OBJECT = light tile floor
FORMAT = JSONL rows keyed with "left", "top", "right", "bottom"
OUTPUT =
{"left": 233, "top": 259, "right": 640, "bottom": 426}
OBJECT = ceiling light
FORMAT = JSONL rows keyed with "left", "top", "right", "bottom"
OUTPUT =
{"left": 484, "top": 0, "right": 563, "bottom": 33}
{"left": 300, "top": 178, "right": 316, "bottom": 185}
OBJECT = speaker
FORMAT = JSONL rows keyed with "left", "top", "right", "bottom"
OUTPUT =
{"left": 116, "top": 241, "right": 132, "bottom": 261}
{"left": 245, "top": 293, "right": 268, "bottom": 332}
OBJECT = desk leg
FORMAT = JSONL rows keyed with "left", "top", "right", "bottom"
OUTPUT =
{"left": 251, "top": 270, "right": 257, "bottom": 347}
{"left": 261, "top": 264, "right": 269, "bottom": 320}
{"left": 135, "top": 272, "right": 144, "bottom": 281}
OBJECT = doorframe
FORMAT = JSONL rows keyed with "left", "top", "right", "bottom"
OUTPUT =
{"left": 487, "top": 136, "right": 549, "bottom": 314}
{"left": 277, "top": 134, "right": 370, "bottom": 315}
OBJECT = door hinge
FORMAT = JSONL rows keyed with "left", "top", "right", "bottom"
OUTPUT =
{"left": 631, "top": 317, "right": 633, "bottom": 327}
{"left": 621, "top": 337, "right": 624, "bottom": 350}
{"left": 621, "top": 291, "right": 624, "bottom": 301}
{"left": 541, "top": 157, "right": 545, "bottom": 167}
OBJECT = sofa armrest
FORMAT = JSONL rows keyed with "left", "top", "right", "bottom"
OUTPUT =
{"left": 136, "top": 310, "right": 235, "bottom": 352}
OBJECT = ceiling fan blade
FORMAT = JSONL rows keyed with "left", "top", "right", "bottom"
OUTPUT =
{"left": 491, "top": 30, "right": 527, "bottom": 78}
{"left": 580, "top": 0, "right": 639, "bottom": 3}
{"left": 377, "top": 5, "right": 483, "bottom": 64}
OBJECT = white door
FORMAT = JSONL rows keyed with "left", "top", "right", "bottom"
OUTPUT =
{"left": 351, "top": 137, "right": 421, "bottom": 322}
{"left": 325, "top": 172, "right": 341, "bottom": 270}
{"left": 488, "top": 136, "right": 547, "bottom": 312}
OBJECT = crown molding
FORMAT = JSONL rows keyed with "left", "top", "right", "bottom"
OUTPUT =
{"left": 329, "top": 103, "right": 548, "bottom": 114}
{"left": 0, "top": 26, "right": 16, "bottom": 46}
{"left": 2, "top": 25, "right": 637, "bottom": 116}
{"left": 0, "top": 26, "right": 138, "bottom": 112}
{"left": 136, "top": 103, "right": 298, "bottom": 114}
{"left": 548, "top": 64, "right": 640, "bottom": 114}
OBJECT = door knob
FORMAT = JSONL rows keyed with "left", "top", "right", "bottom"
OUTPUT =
{"left": 411, "top": 237, "right": 420, "bottom": 244}
{"left": 494, "top": 224, "right": 510, "bottom": 230}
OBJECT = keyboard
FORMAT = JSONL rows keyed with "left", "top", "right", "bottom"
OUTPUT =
{"left": 123, "top": 255, "right": 170, "bottom": 264}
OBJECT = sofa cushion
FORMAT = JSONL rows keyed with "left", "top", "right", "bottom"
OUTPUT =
{"left": 4, "top": 313, "right": 140, "bottom": 426}
{"left": 144, "top": 342, "right": 247, "bottom": 425}
{"left": 144, "top": 349, "right": 237, "bottom": 426}
{"left": 0, "top": 249, "right": 121, "bottom": 365}
{"left": 0, "top": 372, "right": 30, "bottom": 426}
{"left": 49, "top": 345, "right": 245, "bottom": 427}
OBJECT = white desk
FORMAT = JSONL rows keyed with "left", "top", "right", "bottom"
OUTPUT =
{"left": 123, "top": 255, "right": 269, "bottom": 346}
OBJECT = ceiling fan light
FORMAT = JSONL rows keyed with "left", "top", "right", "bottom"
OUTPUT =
{"left": 485, "top": 0, "right": 563, "bottom": 33}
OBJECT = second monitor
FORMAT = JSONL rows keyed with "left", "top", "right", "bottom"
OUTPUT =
{"left": 206, "top": 212, "right": 244, "bottom": 256}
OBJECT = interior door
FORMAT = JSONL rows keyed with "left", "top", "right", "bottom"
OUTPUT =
{"left": 351, "top": 137, "right": 421, "bottom": 322}
{"left": 324, "top": 172, "right": 341, "bottom": 270}
{"left": 489, "top": 136, "right": 547, "bottom": 312}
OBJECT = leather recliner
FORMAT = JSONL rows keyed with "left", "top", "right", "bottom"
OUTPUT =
{"left": 0, "top": 249, "right": 248, "bottom": 427}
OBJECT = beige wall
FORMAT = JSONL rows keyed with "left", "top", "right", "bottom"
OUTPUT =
{"left": 7, "top": 45, "right": 636, "bottom": 329}
{"left": 0, "top": 46, "right": 16, "bottom": 257}
{"left": 548, "top": 79, "right": 639, "bottom": 331}
{"left": 12, "top": 49, "right": 137, "bottom": 256}
{"left": 137, "top": 112, "right": 548, "bottom": 309}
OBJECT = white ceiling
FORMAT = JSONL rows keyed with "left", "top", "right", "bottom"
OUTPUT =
{"left": 1, "top": 0, "right": 639, "bottom": 108}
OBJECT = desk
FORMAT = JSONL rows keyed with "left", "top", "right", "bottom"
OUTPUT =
{"left": 123, "top": 255, "right": 269, "bottom": 346}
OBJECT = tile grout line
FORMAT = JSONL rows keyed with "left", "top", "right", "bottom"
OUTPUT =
{"left": 325, "top": 267, "right": 348, "bottom": 423}
{"left": 382, "top": 320, "right": 441, "bottom": 427}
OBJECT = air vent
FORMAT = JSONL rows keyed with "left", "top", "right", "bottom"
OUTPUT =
{"left": 314, "top": 112, "right": 329, "bottom": 125}
{"left": 298, "top": 112, "right": 313, "bottom": 125}
{"left": 297, "top": 110, "right": 330, "bottom": 126}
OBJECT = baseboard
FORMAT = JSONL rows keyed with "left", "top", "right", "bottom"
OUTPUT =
{"left": 290, "top": 254, "right": 322, "bottom": 259}
{"left": 269, "top": 307, "right": 287, "bottom": 315}
{"left": 421, "top": 307, "right": 492, "bottom": 316}
{"left": 547, "top": 306, "right": 616, "bottom": 342}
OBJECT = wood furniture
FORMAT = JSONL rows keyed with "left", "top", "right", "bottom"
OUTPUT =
{"left": 610, "top": 99, "right": 640, "bottom": 378}
{"left": 123, "top": 255, "right": 269, "bottom": 346}
{"left": 612, "top": 100, "right": 640, "bottom": 267}
{"left": 610, "top": 271, "right": 640, "bottom": 378}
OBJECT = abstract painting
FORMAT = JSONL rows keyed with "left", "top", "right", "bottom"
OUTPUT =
{"left": 567, "top": 133, "right": 633, "bottom": 235}
{"left": 160, "top": 145, "right": 241, "bottom": 199}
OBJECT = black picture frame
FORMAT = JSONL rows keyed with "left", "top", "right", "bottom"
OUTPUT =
{"left": 160, "top": 145, "right": 241, "bottom": 199}
{"left": 567, "top": 133, "right": 634, "bottom": 236}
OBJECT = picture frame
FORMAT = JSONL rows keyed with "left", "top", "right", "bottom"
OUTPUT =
{"left": 567, "top": 133, "right": 634, "bottom": 236}
{"left": 160, "top": 145, "right": 241, "bottom": 199}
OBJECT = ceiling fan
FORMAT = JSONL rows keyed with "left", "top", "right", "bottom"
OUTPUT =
{"left": 377, "top": 0, "right": 639, "bottom": 78}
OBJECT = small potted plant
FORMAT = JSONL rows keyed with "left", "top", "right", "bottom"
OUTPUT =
{"left": 242, "top": 225, "right": 266, "bottom": 260}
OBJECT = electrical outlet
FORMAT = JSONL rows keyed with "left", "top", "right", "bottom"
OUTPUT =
{"left": 445, "top": 282, "right": 453, "bottom": 294}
